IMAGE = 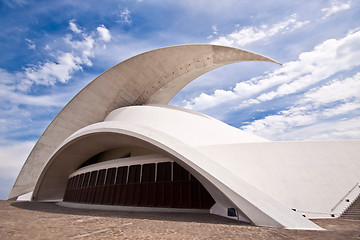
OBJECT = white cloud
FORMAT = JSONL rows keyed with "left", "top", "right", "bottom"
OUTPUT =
{"left": 322, "top": 0, "right": 351, "bottom": 19}
{"left": 11, "top": 20, "right": 112, "bottom": 91}
{"left": 114, "top": 7, "right": 132, "bottom": 24}
{"left": 275, "top": 117, "right": 360, "bottom": 140}
{"left": 322, "top": 101, "right": 360, "bottom": 118}
{"left": 0, "top": 82, "right": 69, "bottom": 107}
{"left": 184, "top": 90, "right": 237, "bottom": 110}
{"left": 240, "top": 72, "right": 360, "bottom": 140}
{"left": 25, "top": 38, "right": 36, "bottom": 50}
{"left": 69, "top": 19, "right": 82, "bottom": 33}
{"left": 0, "top": 140, "right": 35, "bottom": 179}
{"left": 240, "top": 104, "right": 360, "bottom": 141}
{"left": 254, "top": 30, "right": 360, "bottom": 103}
{"left": 2, "top": 0, "right": 27, "bottom": 8}
{"left": 121, "top": 8, "right": 131, "bottom": 24}
{"left": 301, "top": 72, "right": 360, "bottom": 106}
{"left": 23, "top": 52, "right": 82, "bottom": 88}
{"left": 241, "top": 106, "right": 317, "bottom": 139}
{"left": 183, "top": 29, "right": 360, "bottom": 141}
{"left": 64, "top": 33, "right": 95, "bottom": 67}
{"left": 0, "top": 20, "right": 112, "bottom": 153}
{"left": 211, "top": 14, "right": 309, "bottom": 47}
{"left": 97, "top": 25, "right": 111, "bottom": 42}
{"left": 185, "top": 29, "right": 360, "bottom": 111}
{"left": 207, "top": 25, "right": 219, "bottom": 39}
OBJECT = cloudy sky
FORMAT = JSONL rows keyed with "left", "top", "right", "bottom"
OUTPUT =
{"left": 0, "top": 0, "right": 359, "bottom": 199}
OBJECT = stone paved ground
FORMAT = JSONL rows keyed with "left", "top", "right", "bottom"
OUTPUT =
{"left": 1, "top": 200, "right": 360, "bottom": 240}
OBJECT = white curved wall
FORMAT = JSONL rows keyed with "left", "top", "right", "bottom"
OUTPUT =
{"left": 198, "top": 141, "right": 360, "bottom": 218}
{"left": 103, "top": 105, "right": 360, "bottom": 220}
{"left": 32, "top": 105, "right": 322, "bottom": 230}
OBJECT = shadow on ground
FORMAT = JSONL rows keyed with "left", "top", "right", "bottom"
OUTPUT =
{"left": 10, "top": 201, "right": 248, "bottom": 226}
{"left": 3, "top": 201, "right": 360, "bottom": 240}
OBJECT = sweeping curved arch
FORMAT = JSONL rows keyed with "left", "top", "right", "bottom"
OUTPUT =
{"left": 32, "top": 120, "right": 320, "bottom": 229}
{"left": 9, "top": 44, "right": 279, "bottom": 199}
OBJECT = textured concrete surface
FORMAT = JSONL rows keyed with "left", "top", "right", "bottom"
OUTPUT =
{"left": 1, "top": 201, "right": 360, "bottom": 240}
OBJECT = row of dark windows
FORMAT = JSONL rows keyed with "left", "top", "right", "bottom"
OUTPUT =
{"left": 63, "top": 162, "right": 215, "bottom": 209}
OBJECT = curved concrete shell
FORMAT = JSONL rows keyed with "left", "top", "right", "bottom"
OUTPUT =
{"left": 31, "top": 105, "right": 325, "bottom": 229}
{"left": 9, "top": 45, "right": 278, "bottom": 200}
{"left": 9, "top": 44, "right": 360, "bottom": 230}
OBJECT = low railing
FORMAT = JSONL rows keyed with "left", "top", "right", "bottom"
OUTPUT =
{"left": 331, "top": 182, "right": 359, "bottom": 213}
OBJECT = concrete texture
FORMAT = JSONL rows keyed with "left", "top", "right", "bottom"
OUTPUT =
{"left": 9, "top": 45, "right": 277, "bottom": 200}
{"left": 1, "top": 201, "right": 360, "bottom": 240}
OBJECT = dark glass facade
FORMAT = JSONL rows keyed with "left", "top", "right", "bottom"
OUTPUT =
{"left": 63, "top": 162, "right": 215, "bottom": 209}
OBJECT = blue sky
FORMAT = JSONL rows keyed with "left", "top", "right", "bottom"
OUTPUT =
{"left": 0, "top": 0, "right": 359, "bottom": 199}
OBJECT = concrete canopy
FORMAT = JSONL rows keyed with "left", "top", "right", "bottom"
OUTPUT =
{"left": 9, "top": 45, "right": 279, "bottom": 200}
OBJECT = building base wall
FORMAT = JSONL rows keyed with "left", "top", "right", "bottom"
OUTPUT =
{"left": 57, "top": 201, "right": 209, "bottom": 214}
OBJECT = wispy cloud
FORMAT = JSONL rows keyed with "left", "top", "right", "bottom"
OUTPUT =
{"left": 114, "top": 7, "right": 132, "bottom": 24}
{"left": 241, "top": 72, "right": 360, "bottom": 140}
{"left": 301, "top": 73, "right": 360, "bottom": 107}
{"left": 253, "top": 29, "right": 360, "bottom": 103}
{"left": 0, "top": 140, "right": 35, "bottom": 179}
{"left": 183, "top": 29, "right": 360, "bottom": 140}
{"left": 322, "top": 0, "right": 351, "bottom": 19}
{"left": 25, "top": 38, "right": 36, "bottom": 50}
{"left": 186, "top": 29, "right": 360, "bottom": 111}
{"left": 207, "top": 25, "right": 219, "bottom": 39}
{"left": 69, "top": 19, "right": 82, "bottom": 33}
{"left": 0, "top": 67, "right": 74, "bottom": 145}
{"left": 22, "top": 53, "right": 83, "bottom": 89}
{"left": 12, "top": 20, "right": 112, "bottom": 91}
{"left": 0, "top": 20, "right": 112, "bottom": 147}
{"left": 0, "top": 87, "right": 69, "bottom": 107}
{"left": 211, "top": 14, "right": 309, "bottom": 47}
{"left": 2, "top": 0, "right": 28, "bottom": 8}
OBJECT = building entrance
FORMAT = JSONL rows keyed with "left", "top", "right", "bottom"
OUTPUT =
{"left": 63, "top": 162, "right": 215, "bottom": 209}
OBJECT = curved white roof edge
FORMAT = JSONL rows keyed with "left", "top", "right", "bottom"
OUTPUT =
{"left": 104, "top": 105, "right": 269, "bottom": 145}
{"left": 9, "top": 44, "right": 278, "bottom": 200}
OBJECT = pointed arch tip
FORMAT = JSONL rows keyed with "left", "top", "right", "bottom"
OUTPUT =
{"left": 208, "top": 44, "right": 282, "bottom": 66}
{"left": 137, "top": 44, "right": 282, "bottom": 66}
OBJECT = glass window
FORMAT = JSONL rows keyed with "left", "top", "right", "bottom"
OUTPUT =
{"left": 78, "top": 174, "right": 85, "bottom": 188}
{"left": 128, "top": 165, "right": 141, "bottom": 184}
{"left": 69, "top": 177, "right": 77, "bottom": 190}
{"left": 116, "top": 166, "right": 128, "bottom": 184}
{"left": 173, "top": 162, "right": 182, "bottom": 181}
{"left": 96, "top": 169, "right": 106, "bottom": 186}
{"left": 82, "top": 172, "right": 90, "bottom": 188}
{"left": 89, "top": 171, "right": 98, "bottom": 187}
{"left": 142, "top": 163, "right": 155, "bottom": 183}
{"left": 105, "top": 168, "right": 116, "bottom": 185}
{"left": 157, "top": 162, "right": 171, "bottom": 182}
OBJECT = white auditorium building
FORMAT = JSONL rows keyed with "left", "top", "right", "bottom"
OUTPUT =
{"left": 9, "top": 45, "right": 360, "bottom": 230}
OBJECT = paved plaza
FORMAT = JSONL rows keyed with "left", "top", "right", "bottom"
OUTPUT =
{"left": 1, "top": 200, "right": 360, "bottom": 239}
